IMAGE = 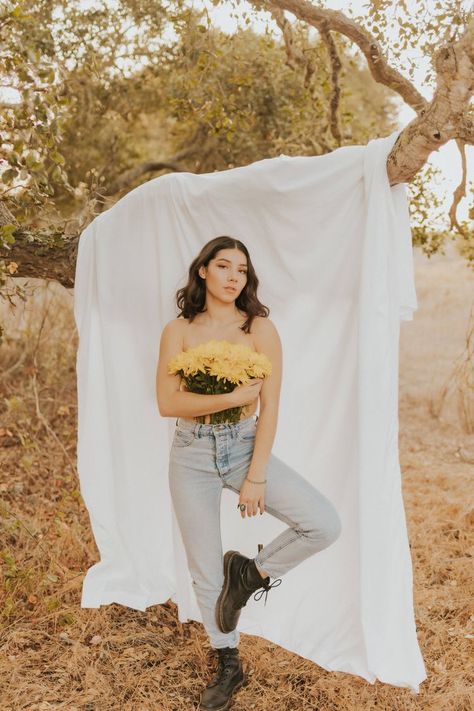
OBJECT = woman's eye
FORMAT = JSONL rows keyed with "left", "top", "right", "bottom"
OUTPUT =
{"left": 217, "top": 264, "right": 247, "bottom": 274}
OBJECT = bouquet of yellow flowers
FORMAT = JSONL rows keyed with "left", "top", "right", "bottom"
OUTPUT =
{"left": 167, "top": 339, "right": 272, "bottom": 424}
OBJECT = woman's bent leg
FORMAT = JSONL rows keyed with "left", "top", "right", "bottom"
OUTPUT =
{"left": 169, "top": 449, "right": 240, "bottom": 649}
{"left": 227, "top": 451, "right": 342, "bottom": 580}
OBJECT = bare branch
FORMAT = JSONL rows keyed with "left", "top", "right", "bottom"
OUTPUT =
{"left": 449, "top": 139, "right": 468, "bottom": 236}
{"left": 267, "top": 7, "right": 342, "bottom": 143}
{"left": 319, "top": 25, "right": 342, "bottom": 145}
{"left": 269, "top": 7, "right": 306, "bottom": 69}
{"left": 0, "top": 230, "right": 77, "bottom": 288}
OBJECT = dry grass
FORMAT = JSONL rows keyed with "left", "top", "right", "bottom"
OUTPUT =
{"left": 0, "top": 244, "right": 473, "bottom": 710}
{"left": 429, "top": 301, "right": 474, "bottom": 434}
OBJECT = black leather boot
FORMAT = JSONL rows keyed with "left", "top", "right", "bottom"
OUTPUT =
{"left": 199, "top": 646, "right": 246, "bottom": 710}
{"left": 215, "top": 550, "right": 282, "bottom": 634}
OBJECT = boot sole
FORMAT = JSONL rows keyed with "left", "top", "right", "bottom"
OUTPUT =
{"left": 199, "top": 672, "right": 248, "bottom": 711}
{"left": 215, "top": 550, "right": 240, "bottom": 634}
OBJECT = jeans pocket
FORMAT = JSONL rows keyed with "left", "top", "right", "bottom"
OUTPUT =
{"left": 173, "top": 428, "right": 195, "bottom": 447}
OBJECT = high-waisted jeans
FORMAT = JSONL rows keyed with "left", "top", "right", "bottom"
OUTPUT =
{"left": 168, "top": 413, "right": 342, "bottom": 649}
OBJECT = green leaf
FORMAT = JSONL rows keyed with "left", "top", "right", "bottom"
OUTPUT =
{"left": 50, "top": 151, "right": 65, "bottom": 165}
{"left": 1, "top": 168, "right": 18, "bottom": 184}
{"left": 25, "top": 151, "right": 42, "bottom": 169}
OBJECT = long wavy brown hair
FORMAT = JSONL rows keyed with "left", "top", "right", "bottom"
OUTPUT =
{"left": 175, "top": 236, "right": 270, "bottom": 334}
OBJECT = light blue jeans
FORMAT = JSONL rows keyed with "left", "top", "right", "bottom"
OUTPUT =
{"left": 168, "top": 413, "right": 342, "bottom": 649}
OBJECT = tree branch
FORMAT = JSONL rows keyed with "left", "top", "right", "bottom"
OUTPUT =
{"left": 0, "top": 229, "right": 77, "bottom": 289}
{"left": 449, "top": 138, "right": 468, "bottom": 236}
{"left": 318, "top": 24, "right": 342, "bottom": 145}
{"left": 253, "top": 0, "right": 474, "bottom": 186}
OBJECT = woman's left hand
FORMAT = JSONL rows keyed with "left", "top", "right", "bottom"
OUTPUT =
{"left": 238, "top": 477, "right": 265, "bottom": 518}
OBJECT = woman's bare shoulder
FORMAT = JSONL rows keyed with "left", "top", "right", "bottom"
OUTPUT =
{"left": 252, "top": 315, "right": 278, "bottom": 333}
{"left": 161, "top": 317, "right": 187, "bottom": 337}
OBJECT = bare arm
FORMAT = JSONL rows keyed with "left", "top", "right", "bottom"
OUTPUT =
{"left": 247, "top": 318, "right": 283, "bottom": 481}
{"left": 155, "top": 319, "right": 236, "bottom": 418}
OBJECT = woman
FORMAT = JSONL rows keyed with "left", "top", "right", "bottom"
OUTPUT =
{"left": 156, "top": 235, "right": 342, "bottom": 711}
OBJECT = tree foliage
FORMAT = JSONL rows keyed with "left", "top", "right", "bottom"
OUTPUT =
{"left": 0, "top": 0, "right": 473, "bottom": 315}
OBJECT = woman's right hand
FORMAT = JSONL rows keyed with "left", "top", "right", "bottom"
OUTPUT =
{"left": 229, "top": 378, "right": 264, "bottom": 407}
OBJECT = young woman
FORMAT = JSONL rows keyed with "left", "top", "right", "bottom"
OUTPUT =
{"left": 156, "top": 235, "right": 342, "bottom": 711}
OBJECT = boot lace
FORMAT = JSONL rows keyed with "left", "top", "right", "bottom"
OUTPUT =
{"left": 252, "top": 577, "right": 282, "bottom": 606}
{"left": 212, "top": 652, "right": 238, "bottom": 687}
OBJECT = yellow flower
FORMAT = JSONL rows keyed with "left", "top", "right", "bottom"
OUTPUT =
{"left": 167, "top": 339, "right": 272, "bottom": 384}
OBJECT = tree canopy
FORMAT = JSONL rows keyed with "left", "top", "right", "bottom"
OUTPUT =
{"left": 0, "top": 0, "right": 473, "bottom": 308}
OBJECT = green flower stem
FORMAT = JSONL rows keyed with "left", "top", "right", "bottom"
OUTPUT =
{"left": 181, "top": 372, "right": 243, "bottom": 424}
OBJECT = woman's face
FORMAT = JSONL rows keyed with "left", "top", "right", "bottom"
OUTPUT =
{"left": 200, "top": 248, "right": 248, "bottom": 301}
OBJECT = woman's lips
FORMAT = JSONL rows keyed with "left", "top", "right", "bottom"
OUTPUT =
{"left": 224, "top": 287, "right": 237, "bottom": 292}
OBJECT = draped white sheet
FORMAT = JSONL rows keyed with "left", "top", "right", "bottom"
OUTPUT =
{"left": 73, "top": 128, "right": 427, "bottom": 693}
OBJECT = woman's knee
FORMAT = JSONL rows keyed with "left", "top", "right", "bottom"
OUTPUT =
{"left": 308, "top": 504, "right": 342, "bottom": 547}
{"left": 325, "top": 507, "right": 342, "bottom": 545}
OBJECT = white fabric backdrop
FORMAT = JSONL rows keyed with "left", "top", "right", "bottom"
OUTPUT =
{"left": 73, "top": 128, "right": 427, "bottom": 693}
